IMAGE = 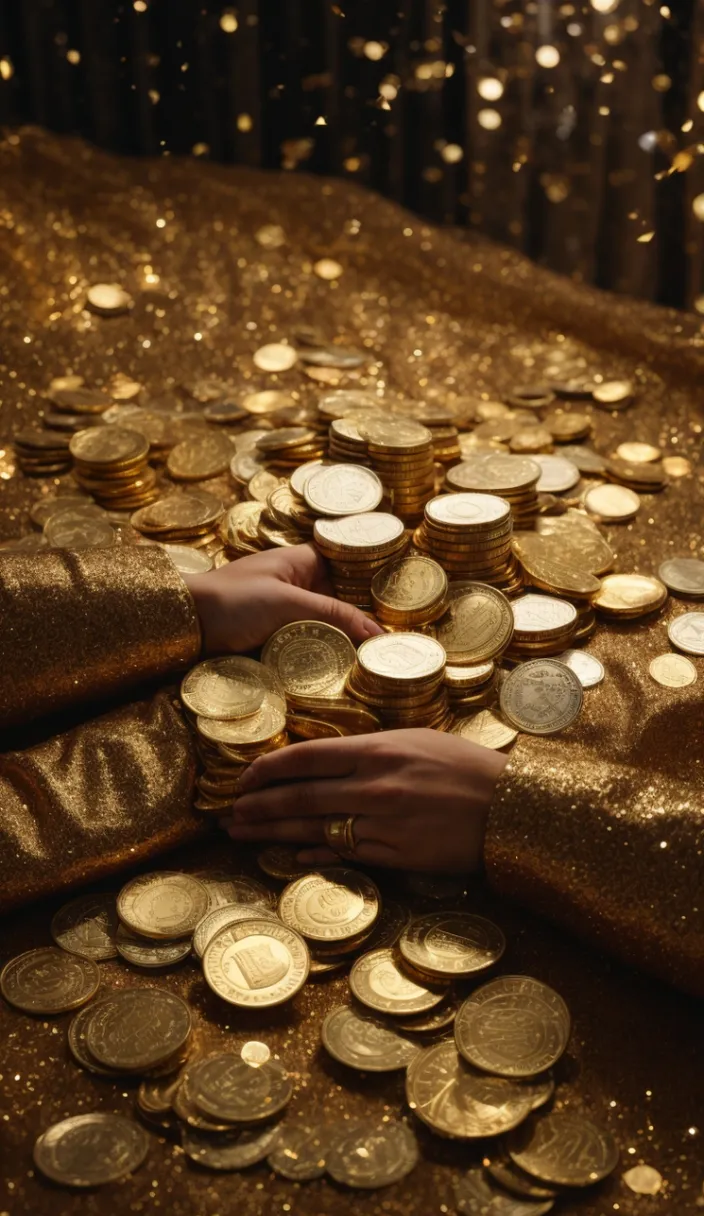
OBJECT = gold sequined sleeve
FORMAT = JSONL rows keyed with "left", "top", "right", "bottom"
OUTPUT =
{"left": 484, "top": 665, "right": 704, "bottom": 997}
{"left": 0, "top": 546, "right": 201, "bottom": 728}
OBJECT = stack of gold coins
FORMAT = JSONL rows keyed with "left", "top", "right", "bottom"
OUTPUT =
{"left": 445, "top": 454, "right": 541, "bottom": 529}
{"left": 256, "top": 427, "right": 326, "bottom": 471}
{"left": 347, "top": 633, "right": 451, "bottom": 730}
{"left": 370, "top": 556, "right": 448, "bottom": 628}
{"left": 48, "top": 385, "right": 112, "bottom": 417}
{"left": 70, "top": 427, "right": 157, "bottom": 510}
{"left": 313, "top": 512, "right": 408, "bottom": 608}
{"left": 406, "top": 405, "right": 462, "bottom": 465}
{"left": 262, "top": 483, "right": 316, "bottom": 542}
{"left": 443, "top": 661, "right": 497, "bottom": 714}
{"left": 13, "top": 429, "right": 72, "bottom": 476}
{"left": 132, "top": 490, "right": 225, "bottom": 548}
{"left": 180, "top": 657, "right": 289, "bottom": 815}
{"left": 328, "top": 416, "right": 373, "bottom": 464}
{"left": 415, "top": 494, "right": 521, "bottom": 593}
{"left": 505, "top": 593, "right": 579, "bottom": 659}
{"left": 358, "top": 418, "right": 436, "bottom": 524}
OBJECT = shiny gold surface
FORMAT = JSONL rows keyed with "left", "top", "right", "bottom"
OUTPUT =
{"left": 1, "top": 131, "right": 704, "bottom": 1214}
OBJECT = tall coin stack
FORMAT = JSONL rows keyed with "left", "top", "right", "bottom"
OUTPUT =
{"left": 408, "top": 406, "right": 462, "bottom": 466}
{"left": 132, "top": 490, "right": 225, "bottom": 548}
{"left": 70, "top": 426, "right": 157, "bottom": 510}
{"left": 328, "top": 416, "right": 373, "bottom": 465}
{"left": 445, "top": 454, "right": 541, "bottom": 529}
{"left": 347, "top": 633, "right": 452, "bottom": 730}
{"left": 504, "top": 593, "right": 579, "bottom": 660}
{"left": 13, "top": 429, "right": 72, "bottom": 476}
{"left": 358, "top": 418, "right": 436, "bottom": 524}
{"left": 313, "top": 513, "right": 408, "bottom": 609}
{"left": 415, "top": 493, "right": 522, "bottom": 594}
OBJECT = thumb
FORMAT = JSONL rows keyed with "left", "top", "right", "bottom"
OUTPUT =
{"left": 284, "top": 586, "right": 383, "bottom": 643}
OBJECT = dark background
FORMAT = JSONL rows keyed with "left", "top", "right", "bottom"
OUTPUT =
{"left": 1, "top": 0, "right": 703, "bottom": 308}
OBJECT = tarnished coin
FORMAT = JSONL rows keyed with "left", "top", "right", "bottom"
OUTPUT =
{"left": 304, "top": 463, "right": 384, "bottom": 516}
{"left": 167, "top": 432, "right": 234, "bottom": 481}
{"left": 406, "top": 1041, "right": 536, "bottom": 1139}
{"left": 203, "top": 918, "right": 310, "bottom": 1007}
{"left": 118, "top": 872, "right": 209, "bottom": 940}
{"left": 349, "top": 948, "right": 448, "bottom": 1016}
{"left": 451, "top": 710, "right": 518, "bottom": 750}
{"left": 253, "top": 342, "right": 298, "bottom": 372}
{"left": 322, "top": 1005, "right": 421, "bottom": 1072}
{"left": 399, "top": 913, "right": 505, "bottom": 979}
{"left": 181, "top": 656, "right": 267, "bottom": 719}
{"left": 33, "top": 1114, "right": 149, "bottom": 1187}
{"left": 51, "top": 894, "right": 119, "bottom": 960}
{"left": 268, "top": 1124, "right": 327, "bottom": 1181}
{"left": 115, "top": 924, "right": 191, "bottom": 968}
{"left": 455, "top": 975, "right": 570, "bottom": 1077}
{"left": 508, "top": 1112, "right": 619, "bottom": 1187}
{"left": 85, "top": 988, "right": 192, "bottom": 1071}
{"left": 194, "top": 870, "right": 276, "bottom": 911}
{"left": 649, "top": 653, "right": 697, "bottom": 688}
{"left": 193, "top": 903, "right": 278, "bottom": 958}
{"left": 454, "top": 1169, "right": 554, "bottom": 1216}
{"left": 511, "top": 594, "right": 577, "bottom": 638}
{"left": 327, "top": 1120, "right": 419, "bottom": 1189}
{"left": 500, "top": 660, "right": 583, "bottom": 735}
{"left": 584, "top": 483, "right": 640, "bottom": 522}
{"left": 592, "top": 573, "right": 668, "bottom": 617}
{"left": 161, "top": 543, "right": 214, "bottom": 575}
{"left": 191, "top": 1053, "right": 292, "bottom": 1123}
{"left": 659, "top": 557, "right": 704, "bottom": 598}
{"left": 261, "top": 621, "right": 356, "bottom": 696}
{"left": 0, "top": 947, "right": 100, "bottom": 1014}
{"left": 357, "top": 632, "right": 446, "bottom": 683}
{"left": 181, "top": 1124, "right": 281, "bottom": 1170}
{"left": 668, "top": 612, "right": 704, "bottom": 656}
{"left": 278, "top": 869, "right": 380, "bottom": 945}
{"left": 196, "top": 692, "right": 287, "bottom": 745}
{"left": 436, "top": 583, "right": 514, "bottom": 662}
{"left": 553, "top": 649, "right": 604, "bottom": 688}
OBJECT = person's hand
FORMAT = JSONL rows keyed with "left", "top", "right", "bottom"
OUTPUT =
{"left": 221, "top": 729, "right": 509, "bottom": 872}
{"left": 184, "top": 543, "right": 382, "bottom": 653}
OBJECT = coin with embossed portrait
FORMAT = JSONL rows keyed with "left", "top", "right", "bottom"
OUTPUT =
{"left": 500, "top": 659, "right": 583, "bottom": 735}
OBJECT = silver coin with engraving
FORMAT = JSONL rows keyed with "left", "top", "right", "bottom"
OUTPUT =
{"left": 406, "top": 1041, "right": 537, "bottom": 1139}
{"left": 0, "top": 947, "right": 100, "bottom": 1014}
{"left": 267, "top": 1124, "right": 327, "bottom": 1181}
{"left": 181, "top": 1124, "right": 281, "bottom": 1170}
{"left": 453, "top": 1169, "right": 555, "bottom": 1216}
{"left": 50, "top": 894, "right": 119, "bottom": 960}
{"left": 115, "top": 924, "right": 192, "bottom": 968}
{"left": 399, "top": 913, "right": 506, "bottom": 978}
{"left": 33, "top": 1113, "right": 150, "bottom": 1188}
{"left": 322, "top": 1004, "right": 421, "bottom": 1072}
{"left": 658, "top": 558, "right": 704, "bottom": 598}
{"left": 553, "top": 649, "right": 605, "bottom": 689}
{"left": 507, "top": 1111, "right": 619, "bottom": 1187}
{"left": 190, "top": 1053, "right": 292, "bottom": 1123}
{"left": 84, "top": 988, "right": 192, "bottom": 1071}
{"left": 304, "top": 464, "right": 383, "bottom": 516}
{"left": 326, "top": 1120, "right": 419, "bottom": 1188}
{"left": 500, "top": 659, "right": 583, "bottom": 735}
{"left": 667, "top": 612, "right": 704, "bottom": 657}
{"left": 511, "top": 594, "right": 577, "bottom": 638}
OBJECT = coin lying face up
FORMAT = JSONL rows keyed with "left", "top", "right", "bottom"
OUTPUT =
{"left": 322, "top": 1004, "right": 420, "bottom": 1072}
{"left": 454, "top": 975, "right": 571, "bottom": 1077}
{"left": 33, "top": 1113, "right": 149, "bottom": 1187}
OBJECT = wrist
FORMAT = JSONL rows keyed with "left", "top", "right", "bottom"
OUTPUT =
{"left": 183, "top": 572, "right": 225, "bottom": 654}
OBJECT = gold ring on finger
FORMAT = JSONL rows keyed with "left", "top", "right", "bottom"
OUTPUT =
{"left": 324, "top": 817, "right": 348, "bottom": 851}
{"left": 343, "top": 816, "right": 358, "bottom": 855}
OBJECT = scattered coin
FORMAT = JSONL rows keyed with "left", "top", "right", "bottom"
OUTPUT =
{"left": 268, "top": 1124, "right": 327, "bottom": 1181}
{"left": 67, "top": 1002, "right": 124, "bottom": 1077}
{"left": 50, "top": 894, "right": 119, "bottom": 960}
{"left": 615, "top": 442, "right": 661, "bottom": 464}
{"left": 399, "top": 913, "right": 506, "bottom": 979}
{"left": 326, "top": 1120, "right": 419, "bottom": 1188}
{"left": 117, "top": 872, "right": 210, "bottom": 939}
{"left": 500, "top": 660, "right": 583, "bottom": 735}
{"left": 592, "top": 573, "right": 668, "bottom": 618}
{"left": 85, "top": 988, "right": 192, "bottom": 1071}
{"left": 649, "top": 653, "right": 697, "bottom": 688}
{"left": 455, "top": 975, "right": 571, "bottom": 1077}
{"left": 349, "top": 948, "right": 448, "bottom": 1016}
{"left": 453, "top": 1169, "right": 555, "bottom": 1216}
{"left": 181, "top": 1124, "right": 281, "bottom": 1170}
{"left": 622, "top": 1164, "right": 664, "bottom": 1195}
{"left": 451, "top": 709, "right": 518, "bottom": 750}
{"left": 167, "top": 432, "right": 234, "bottom": 481}
{"left": 553, "top": 649, "right": 605, "bottom": 688}
{"left": 86, "top": 283, "right": 132, "bottom": 315}
{"left": 0, "top": 947, "right": 100, "bottom": 1015}
{"left": 115, "top": 924, "right": 192, "bottom": 968}
{"left": 193, "top": 903, "right": 278, "bottom": 958}
{"left": 203, "top": 918, "right": 310, "bottom": 1007}
{"left": 485, "top": 1156, "right": 559, "bottom": 1200}
{"left": 279, "top": 869, "right": 380, "bottom": 947}
{"left": 33, "top": 1114, "right": 149, "bottom": 1187}
{"left": 584, "top": 483, "right": 640, "bottom": 522}
{"left": 658, "top": 557, "right": 704, "bottom": 598}
{"left": 322, "top": 1005, "right": 421, "bottom": 1072}
{"left": 190, "top": 1053, "right": 292, "bottom": 1124}
{"left": 667, "top": 612, "right": 704, "bottom": 656}
{"left": 592, "top": 379, "right": 634, "bottom": 407}
{"left": 508, "top": 1111, "right": 619, "bottom": 1187}
{"left": 406, "top": 1041, "right": 537, "bottom": 1139}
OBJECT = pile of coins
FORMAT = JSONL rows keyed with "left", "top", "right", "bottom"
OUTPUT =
{"left": 415, "top": 493, "right": 522, "bottom": 593}
{"left": 358, "top": 417, "right": 436, "bottom": 524}
{"left": 131, "top": 490, "right": 225, "bottom": 550}
{"left": 313, "top": 512, "right": 408, "bottom": 608}
{"left": 69, "top": 426, "right": 157, "bottom": 510}
{"left": 446, "top": 453, "right": 541, "bottom": 529}
{"left": 347, "top": 632, "right": 452, "bottom": 730}
{"left": 255, "top": 426, "right": 326, "bottom": 471}
{"left": 13, "top": 428, "right": 72, "bottom": 476}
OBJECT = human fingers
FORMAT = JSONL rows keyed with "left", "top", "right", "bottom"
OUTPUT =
{"left": 279, "top": 584, "right": 381, "bottom": 642}
{"left": 224, "top": 817, "right": 327, "bottom": 843}
{"left": 238, "top": 737, "right": 363, "bottom": 793}
{"left": 234, "top": 777, "right": 365, "bottom": 822}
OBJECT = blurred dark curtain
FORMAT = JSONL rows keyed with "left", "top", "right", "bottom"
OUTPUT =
{"left": 1, "top": 0, "right": 703, "bottom": 309}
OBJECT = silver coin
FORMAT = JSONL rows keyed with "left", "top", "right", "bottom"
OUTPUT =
{"left": 268, "top": 1124, "right": 327, "bottom": 1180}
{"left": 553, "top": 649, "right": 605, "bottom": 688}
{"left": 500, "top": 659, "right": 583, "bottom": 735}
{"left": 659, "top": 558, "right": 704, "bottom": 598}
{"left": 33, "top": 1113, "right": 149, "bottom": 1187}
{"left": 668, "top": 612, "right": 704, "bottom": 656}
{"left": 181, "top": 1124, "right": 280, "bottom": 1170}
{"left": 322, "top": 1005, "right": 421, "bottom": 1072}
{"left": 326, "top": 1120, "right": 419, "bottom": 1188}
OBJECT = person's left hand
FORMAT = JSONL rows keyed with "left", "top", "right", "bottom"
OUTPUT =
{"left": 184, "top": 543, "right": 382, "bottom": 653}
{"left": 221, "top": 728, "right": 508, "bottom": 873}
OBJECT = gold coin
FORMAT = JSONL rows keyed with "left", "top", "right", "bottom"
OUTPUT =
{"left": 194, "top": 870, "right": 276, "bottom": 910}
{"left": 86, "top": 282, "right": 132, "bottom": 315}
{"left": 508, "top": 1112, "right": 619, "bottom": 1187}
{"left": 85, "top": 988, "right": 192, "bottom": 1071}
{"left": 359, "top": 417, "right": 432, "bottom": 450}
{"left": 314, "top": 511, "right": 405, "bottom": 552}
{"left": 261, "top": 621, "right": 356, "bottom": 696}
{"left": 446, "top": 454, "right": 540, "bottom": 494}
{"left": 485, "top": 1156, "right": 558, "bottom": 1200}
{"left": 658, "top": 557, "right": 704, "bottom": 598}
{"left": 138, "top": 1071, "right": 183, "bottom": 1115}
{"left": 357, "top": 632, "right": 446, "bottom": 683}
{"left": 667, "top": 611, "right": 704, "bottom": 656}
{"left": 584, "top": 482, "right": 640, "bottom": 522}
{"left": 230, "top": 449, "right": 267, "bottom": 483}
{"left": 615, "top": 441, "right": 661, "bottom": 463}
{"left": 115, "top": 924, "right": 192, "bottom": 967}
{"left": 257, "top": 846, "right": 311, "bottom": 881}
{"left": 662, "top": 455, "right": 691, "bottom": 478}
{"left": 267, "top": 1124, "right": 327, "bottom": 1181}
{"left": 182, "top": 1124, "right": 281, "bottom": 1170}
{"left": 326, "top": 1120, "right": 419, "bottom": 1189}
{"left": 44, "top": 514, "right": 116, "bottom": 549}
{"left": 51, "top": 894, "right": 119, "bottom": 960}
{"left": 592, "top": 573, "right": 667, "bottom": 616}
{"left": 257, "top": 425, "right": 315, "bottom": 452}
{"left": 444, "top": 661, "right": 495, "bottom": 689}
{"left": 512, "top": 594, "right": 577, "bottom": 639}
{"left": 117, "top": 872, "right": 210, "bottom": 939}
{"left": 436, "top": 583, "right": 514, "bottom": 662}
{"left": 167, "top": 433, "right": 234, "bottom": 481}
{"left": 395, "top": 994, "right": 461, "bottom": 1035}
{"left": 50, "top": 387, "right": 111, "bottom": 414}
{"left": 242, "top": 389, "right": 294, "bottom": 415}
{"left": 69, "top": 426, "right": 148, "bottom": 466}
{"left": 289, "top": 457, "right": 331, "bottom": 496}
{"left": 0, "top": 947, "right": 100, "bottom": 1014}
{"left": 349, "top": 948, "right": 447, "bottom": 1016}
{"left": 304, "top": 464, "right": 383, "bottom": 516}
{"left": 531, "top": 454, "right": 580, "bottom": 493}
{"left": 33, "top": 1114, "right": 149, "bottom": 1187}
{"left": 455, "top": 975, "right": 570, "bottom": 1077}
{"left": 190, "top": 1054, "right": 292, "bottom": 1123}
{"left": 313, "top": 257, "right": 344, "bottom": 280}
{"left": 279, "top": 869, "right": 380, "bottom": 945}
{"left": 193, "top": 902, "right": 279, "bottom": 958}
{"left": 252, "top": 342, "right": 298, "bottom": 372}
{"left": 500, "top": 659, "right": 583, "bottom": 735}
{"left": 514, "top": 547, "right": 601, "bottom": 599}
{"left": 426, "top": 493, "right": 510, "bottom": 530}
{"left": 48, "top": 373, "right": 84, "bottom": 393}
{"left": 322, "top": 1005, "right": 420, "bottom": 1072}
{"left": 406, "top": 1041, "right": 536, "bottom": 1139}
{"left": 181, "top": 656, "right": 267, "bottom": 719}
{"left": 649, "top": 653, "right": 697, "bottom": 688}
{"left": 399, "top": 913, "right": 506, "bottom": 978}
{"left": 454, "top": 1170, "right": 554, "bottom": 1214}
{"left": 592, "top": 378, "right": 634, "bottom": 406}
{"left": 133, "top": 490, "right": 224, "bottom": 532}
{"left": 371, "top": 556, "right": 447, "bottom": 618}
{"left": 67, "top": 1002, "right": 124, "bottom": 1077}
{"left": 203, "top": 918, "right": 310, "bottom": 1007}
